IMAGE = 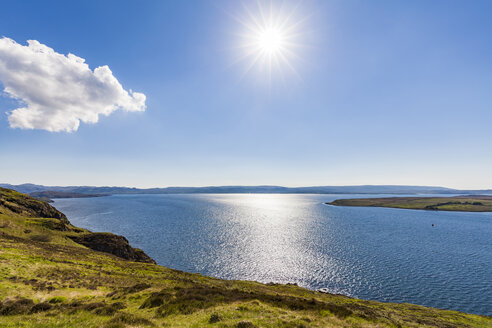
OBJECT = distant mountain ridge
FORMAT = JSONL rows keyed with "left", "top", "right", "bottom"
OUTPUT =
{"left": 1, "top": 183, "right": 491, "bottom": 195}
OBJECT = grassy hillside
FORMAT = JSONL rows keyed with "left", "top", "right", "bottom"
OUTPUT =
{"left": 0, "top": 188, "right": 490, "bottom": 327}
{"left": 328, "top": 196, "right": 492, "bottom": 212}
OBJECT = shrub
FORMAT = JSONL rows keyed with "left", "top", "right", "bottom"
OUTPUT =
{"left": 48, "top": 296, "right": 66, "bottom": 304}
{"left": 30, "top": 302, "right": 52, "bottom": 313}
{"left": 0, "top": 298, "right": 34, "bottom": 315}
{"left": 41, "top": 220, "right": 68, "bottom": 231}
{"left": 209, "top": 313, "right": 221, "bottom": 323}
{"left": 30, "top": 234, "right": 52, "bottom": 242}
{"left": 124, "top": 283, "right": 151, "bottom": 294}
{"left": 237, "top": 321, "right": 258, "bottom": 328}
{"left": 0, "top": 220, "right": 11, "bottom": 228}
{"left": 237, "top": 305, "right": 249, "bottom": 311}
{"left": 93, "top": 302, "right": 126, "bottom": 315}
{"left": 106, "top": 313, "right": 154, "bottom": 327}
{"left": 139, "top": 292, "right": 168, "bottom": 309}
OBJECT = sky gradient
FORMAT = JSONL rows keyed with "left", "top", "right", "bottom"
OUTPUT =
{"left": 1, "top": 0, "right": 491, "bottom": 189}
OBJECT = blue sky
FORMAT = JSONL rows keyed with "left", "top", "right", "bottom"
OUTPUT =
{"left": 1, "top": 0, "right": 491, "bottom": 188}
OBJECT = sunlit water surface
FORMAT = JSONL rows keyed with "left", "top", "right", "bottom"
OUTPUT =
{"left": 53, "top": 194, "right": 492, "bottom": 315}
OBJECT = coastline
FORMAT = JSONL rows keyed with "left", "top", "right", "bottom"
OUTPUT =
{"left": 328, "top": 195, "right": 492, "bottom": 212}
{"left": 1, "top": 187, "right": 491, "bottom": 327}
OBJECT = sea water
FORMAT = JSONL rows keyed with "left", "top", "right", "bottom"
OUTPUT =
{"left": 53, "top": 193, "right": 492, "bottom": 315}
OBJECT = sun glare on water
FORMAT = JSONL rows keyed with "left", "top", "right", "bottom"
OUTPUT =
{"left": 234, "top": 1, "right": 306, "bottom": 80}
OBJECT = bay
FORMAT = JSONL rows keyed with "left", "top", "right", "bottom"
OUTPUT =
{"left": 53, "top": 193, "right": 492, "bottom": 316}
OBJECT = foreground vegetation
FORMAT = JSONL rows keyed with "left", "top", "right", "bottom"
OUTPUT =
{"left": 328, "top": 196, "right": 492, "bottom": 212}
{"left": 0, "top": 188, "right": 490, "bottom": 327}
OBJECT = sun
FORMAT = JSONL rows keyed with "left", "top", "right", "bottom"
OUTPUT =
{"left": 257, "top": 27, "right": 285, "bottom": 55}
{"left": 233, "top": 1, "right": 305, "bottom": 80}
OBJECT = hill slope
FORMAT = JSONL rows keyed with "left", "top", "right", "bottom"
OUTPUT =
{"left": 0, "top": 188, "right": 490, "bottom": 327}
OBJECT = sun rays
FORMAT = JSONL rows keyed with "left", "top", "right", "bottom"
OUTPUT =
{"left": 232, "top": 1, "right": 307, "bottom": 82}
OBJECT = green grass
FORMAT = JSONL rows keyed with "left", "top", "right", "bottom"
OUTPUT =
{"left": 328, "top": 195, "right": 492, "bottom": 212}
{"left": 1, "top": 188, "right": 491, "bottom": 327}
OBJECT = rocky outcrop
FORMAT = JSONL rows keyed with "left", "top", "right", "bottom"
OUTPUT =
{"left": 68, "top": 233, "right": 155, "bottom": 264}
{"left": 0, "top": 187, "right": 69, "bottom": 224}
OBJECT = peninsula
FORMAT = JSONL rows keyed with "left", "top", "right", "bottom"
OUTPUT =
{"left": 28, "top": 190, "right": 107, "bottom": 203}
{"left": 328, "top": 195, "right": 492, "bottom": 212}
{"left": 0, "top": 187, "right": 490, "bottom": 327}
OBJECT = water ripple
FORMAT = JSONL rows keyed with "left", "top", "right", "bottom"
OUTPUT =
{"left": 53, "top": 193, "right": 492, "bottom": 316}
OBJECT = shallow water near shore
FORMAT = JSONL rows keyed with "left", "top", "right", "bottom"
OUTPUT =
{"left": 53, "top": 193, "right": 492, "bottom": 316}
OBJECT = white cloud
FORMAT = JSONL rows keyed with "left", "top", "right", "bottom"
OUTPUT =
{"left": 0, "top": 37, "right": 146, "bottom": 132}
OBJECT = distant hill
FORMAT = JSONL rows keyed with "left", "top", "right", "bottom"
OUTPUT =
{"left": 2, "top": 183, "right": 491, "bottom": 196}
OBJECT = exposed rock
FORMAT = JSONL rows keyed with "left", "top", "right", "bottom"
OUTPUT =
{"left": 69, "top": 233, "right": 155, "bottom": 264}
